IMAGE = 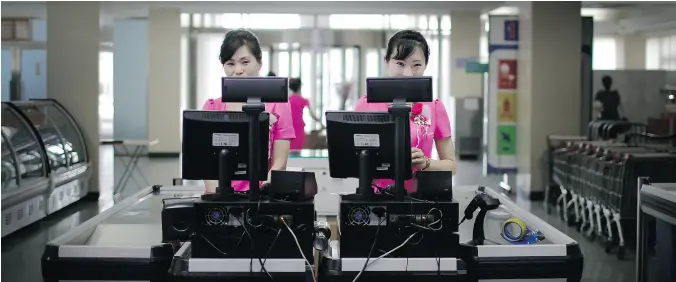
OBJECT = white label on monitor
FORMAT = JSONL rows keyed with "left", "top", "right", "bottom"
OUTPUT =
{"left": 212, "top": 133, "right": 239, "bottom": 147}
{"left": 353, "top": 134, "right": 380, "bottom": 147}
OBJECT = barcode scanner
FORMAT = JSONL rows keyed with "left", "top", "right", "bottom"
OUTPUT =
{"left": 460, "top": 188, "right": 501, "bottom": 245}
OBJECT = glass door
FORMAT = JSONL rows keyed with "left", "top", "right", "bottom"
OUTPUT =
{"left": 316, "top": 46, "right": 360, "bottom": 118}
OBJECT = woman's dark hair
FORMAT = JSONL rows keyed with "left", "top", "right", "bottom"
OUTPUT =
{"left": 385, "top": 30, "right": 430, "bottom": 64}
{"left": 219, "top": 29, "right": 263, "bottom": 64}
{"left": 289, "top": 78, "right": 302, "bottom": 93}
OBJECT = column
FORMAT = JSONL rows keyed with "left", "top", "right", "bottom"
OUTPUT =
{"left": 516, "top": 2, "right": 582, "bottom": 199}
{"left": 617, "top": 34, "right": 646, "bottom": 70}
{"left": 47, "top": 2, "right": 101, "bottom": 192}
{"left": 113, "top": 19, "right": 148, "bottom": 142}
{"left": 449, "top": 11, "right": 482, "bottom": 151}
{"left": 450, "top": 11, "right": 482, "bottom": 99}
{"left": 147, "top": 7, "right": 182, "bottom": 156}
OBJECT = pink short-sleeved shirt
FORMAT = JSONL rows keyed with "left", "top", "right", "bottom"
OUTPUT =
{"left": 202, "top": 98, "right": 296, "bottom": 191}
{"left": 288, "top": 94, "right": 310, "bottom": 150}
{"left": 354, "top": 96, "right": 452, "bottom": 193}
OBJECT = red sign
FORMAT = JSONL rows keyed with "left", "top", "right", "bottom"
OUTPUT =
{"left": 497, "top": 59, "right": 517, "bottom": 90}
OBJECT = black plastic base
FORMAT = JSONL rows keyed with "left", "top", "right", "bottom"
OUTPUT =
{"left": 319, "top": 257, "right": 468, "bottom": 282}
{"left": 339, "top": 194, "right": 459, "bottom": 258}
{"left": 457, "top": 243, "right": 583, "bottom": 282}
{"left": 42, "top": 243, "right": 175, "bottom": 282}
{"left": 191, "top": 199, "right": 315, "bottom": 260}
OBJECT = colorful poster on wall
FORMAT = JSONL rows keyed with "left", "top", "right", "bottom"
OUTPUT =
{"left": 486, "top": 16, "right": 519, "bottom": 173}
{"left": 497, "top": 59, "right": 517, "bottom": 90}
{"left": 497, "top": 125, "right": 517, "bottom": 155}
{"left": 504, "top": 20, "right": 519, "bottom": 41}
{"left": 497, "top": 92, "right": 516, "bottom": 123}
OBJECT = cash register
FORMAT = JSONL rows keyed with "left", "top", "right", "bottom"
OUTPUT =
{"left": 163, "top": 77, "right": 318, "bottom": 281}
{"left": 322, "top": 77, "right": 463, "bottom": 281}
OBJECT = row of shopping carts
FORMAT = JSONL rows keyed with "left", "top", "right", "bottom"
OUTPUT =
{"left": 547, "top": 120, "right": 676, "bottom": 260}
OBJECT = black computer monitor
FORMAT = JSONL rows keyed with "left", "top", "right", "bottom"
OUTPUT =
{"left": 364, "top": 76, "right": 434, "bottom": 201}
{"left": 182, "top": 110, "right": 270, "bottom": 199}
{"left": 366, "top": 76, "right": 433, "bottom": 103}
{"left": 325, "top": 111, "right": 412, "bottom": 198}
{"left": 221, "top": 76, "right": 288, "bottom": 103}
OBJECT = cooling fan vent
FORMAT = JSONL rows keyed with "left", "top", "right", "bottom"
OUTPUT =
{"left": 347, "top": 206, "right": 371, "bottom": 226}
{"left": 205, "top": 207, "right": 228, "bottom": 226}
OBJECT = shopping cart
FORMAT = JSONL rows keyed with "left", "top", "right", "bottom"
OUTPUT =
{"left": 588, "top": 120, "right": 647, "bottom": 141}
{"left": 553, "top": 132, "right": 676, "bottom": 260}
{"left": 545, "top": 135, "right": 587, "bottom": 214}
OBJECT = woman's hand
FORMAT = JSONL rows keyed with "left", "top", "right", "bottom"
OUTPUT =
{"left": 411, "top": 147, "right": 429, "bottom": 170}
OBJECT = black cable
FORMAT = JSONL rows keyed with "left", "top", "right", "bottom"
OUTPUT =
{"left": 199, "top": 231, "right": 245, "bottom": 257}
{"left": 236, "top": 216, "right": 275, "bottom": 281}
{"left": 262, "top": 228, "right": 282, "bottom": 265}
{"left": 458, "top": 217, "right": 466, "bottom": 226}
{"left": 353, "top": 217, "right": 384, "bottom": 282}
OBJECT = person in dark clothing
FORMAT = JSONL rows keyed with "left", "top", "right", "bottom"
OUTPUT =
{"left": 594, "top": 75, "right": 622, "bottom": 120}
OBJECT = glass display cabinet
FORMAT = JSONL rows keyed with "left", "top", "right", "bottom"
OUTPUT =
{"left": 1, "top": 99, "right": 92, "bottom": 237}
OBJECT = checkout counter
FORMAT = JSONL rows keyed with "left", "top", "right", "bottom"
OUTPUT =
{"left": 41, "top": 185, "right": 200, "bottom": 282}
{"left": 42, "top": 181, "right": 582, "bottom": 282}
{"left": 637, "top": 179, "right": 676, "bottom": 282}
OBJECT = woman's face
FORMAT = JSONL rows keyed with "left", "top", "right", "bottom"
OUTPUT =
{"left": 222, "top": 45, "right": 261, "bottom": 77}
{"left": 385, "top": 47, "right": 427, "bottom": 77}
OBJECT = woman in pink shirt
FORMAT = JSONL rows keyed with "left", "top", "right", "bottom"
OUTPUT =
{"left": 202, "top": 29, "right": 295, "bottom": 193}
{"left": 288, "top": 78, "right": 321, "bottom": 150}
{"left": 355, "top": 30, "right": 458, "bottom": 193}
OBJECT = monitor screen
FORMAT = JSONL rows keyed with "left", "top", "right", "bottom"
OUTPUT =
{"left": 325, "top": 111, "right": 412, "bottom": 180}
{"left": 182, "top": 110, "right": 270, "bottom": 182}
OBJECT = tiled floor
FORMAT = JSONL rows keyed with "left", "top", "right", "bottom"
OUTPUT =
{"left": 1, "top": 150, "right": 635, "bottom": 282}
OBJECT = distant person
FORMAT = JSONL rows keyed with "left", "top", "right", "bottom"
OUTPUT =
{"left": 594, "top": 75, "right": 623, "bottom": 121}
{"left": 288, "top": 78, "right": 322, "bottom": 150}
{"left": 267, "top": 71, "right": 276, "bottom": 77}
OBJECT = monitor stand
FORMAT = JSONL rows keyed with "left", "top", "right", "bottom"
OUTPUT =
{"left": 243, "top": 98, "right": 265, "bottom": 202}
{"left": 388, "top": 98, "right": 411, "bottom": 202}
{"left": 201, "top": 148, "right": 237, "bottom": 201}
{"left": 356, "top": 149, "right": 375, "bottom": 199}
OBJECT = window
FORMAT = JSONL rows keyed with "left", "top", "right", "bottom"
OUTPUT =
{"left": 221, "top": 13, "right": 243, "bottom": 28}
{"left": 645, "top": 34, "right": 676, "bottom": 70}
{"left": 366, "top": 49, "right": 381, "bottom": 78}
{"left": 195, "top": 34, "right": 222, "bottom": 107}
{"left": 646, "top": 37, "right": 660, "bottom": 70}
{"left": 389, "top": 14, "right": 414, "bottom": 30}
{"left": 277, "top": 51, "right": 290, "bottom": 78}
{"left": 424, "top": 36, "right": 439, "bottom": 100}
{"left": 441, "top": 36, "right": 451, "bottom": 103}
{"left": 180, "top": 13, "right": 191, "bottom": 28}
{"left": 441, "top": 15, "right": 451, "bottom": 35}
{"left": 345, "top": 48, "right": 355, "bottom": 81}
{"left": 243, "top": 14, "right": 302, "bottom": 30}
{"left": 329, "top": 14, "right": 387, "bottom": 29}
{"left": 192, "top": 14, "right": 202, "bottom": 28}
{"left": 592, "top": 37, "right": 617, "bottom": 70}
{"left": 291, "top": 51, "right": 301, "bottom": 78}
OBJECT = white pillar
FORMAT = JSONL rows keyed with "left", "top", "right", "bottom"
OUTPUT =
{"left": 147, "top": 7, "right": 182, "bottom": 156}
{"left": 113, "top": 19, "right": 148, "bottom": 141}
{"left": 617, "top": 34, "right": 646, "bottom": 70}
{"left": 47, "top": 2, "right": 101, "bottom": 192}
{"left": 450, "top": 11, "right": 482, "bottom": 98}
{"left": 516, "top": 2, "right": 582, "bottom": 198}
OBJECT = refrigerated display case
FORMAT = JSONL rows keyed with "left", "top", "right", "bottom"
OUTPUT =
{"left": 2, "top": 99, "right": 92, "bottom": 237}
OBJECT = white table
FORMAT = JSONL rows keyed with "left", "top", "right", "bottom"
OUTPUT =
{"left": 100, "top": 139, "right": 159, "bottom": 196}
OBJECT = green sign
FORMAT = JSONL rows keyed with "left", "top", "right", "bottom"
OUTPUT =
{"left": 497, "top": 125, "right": 517, "bottom": 155}
{"left": 465, "top": 62, "right": 488, "bottom": 74}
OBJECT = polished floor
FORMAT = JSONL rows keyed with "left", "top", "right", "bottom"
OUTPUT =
{"left": 1, "top": 148, "right": 635, "bottom": 282}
